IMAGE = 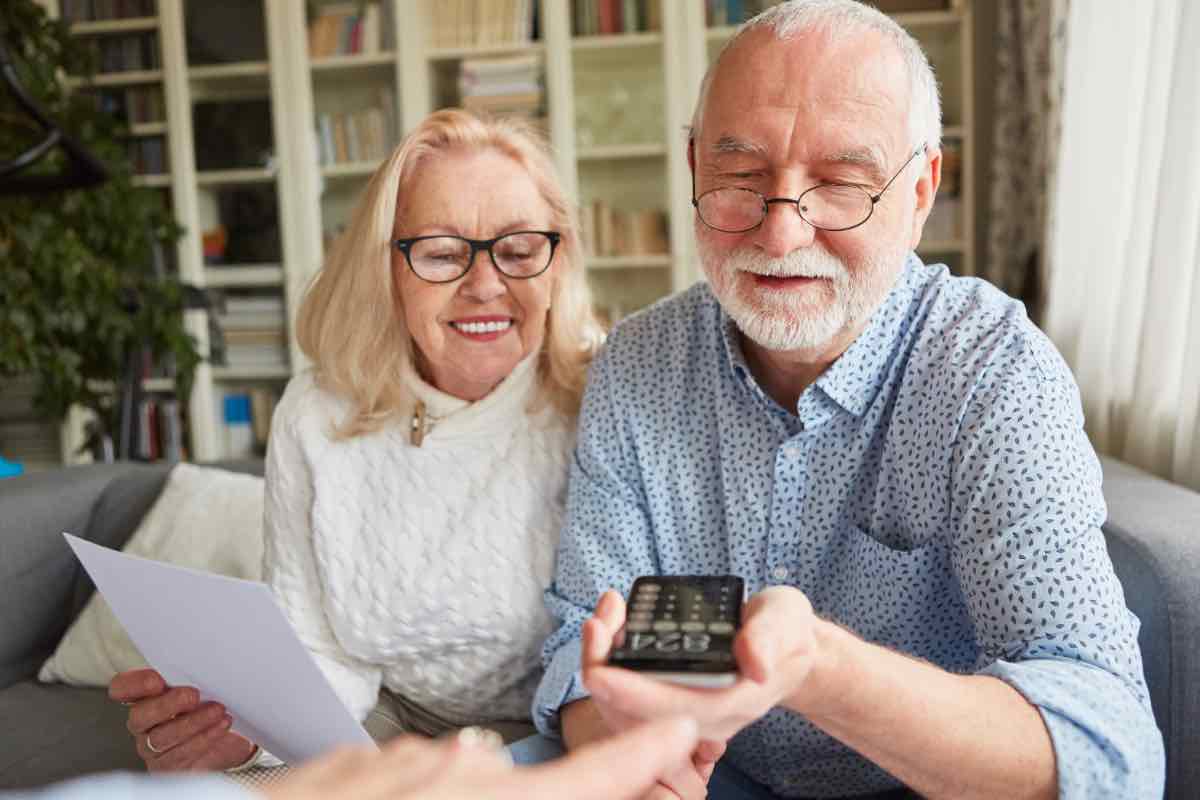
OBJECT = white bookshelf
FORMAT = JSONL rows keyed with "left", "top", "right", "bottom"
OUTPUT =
{"left": 55, "top": 0, "right": 979, "bottom": 464}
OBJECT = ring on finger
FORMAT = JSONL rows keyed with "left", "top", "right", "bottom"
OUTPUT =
{"left": 145, "top": 733, "right": 165, "bottom": 755}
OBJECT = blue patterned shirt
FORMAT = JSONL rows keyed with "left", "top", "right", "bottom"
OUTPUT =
{"left": 534, "top": 257, "right": 1164, "bottom": 798}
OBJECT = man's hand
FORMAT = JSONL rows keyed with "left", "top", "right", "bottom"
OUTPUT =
{"left": 261, "top": 717, "right": 700, "bottom": 800}
{"left": 582, "top": 586, "right": 833, "bottom": 744}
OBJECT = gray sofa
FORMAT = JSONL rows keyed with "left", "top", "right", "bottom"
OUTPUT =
{"left": 1, "top": 458, "right": 1198, "bottom": 796}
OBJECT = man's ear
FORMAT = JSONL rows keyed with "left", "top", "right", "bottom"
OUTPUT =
{"left": 909, "top": 146, "right": 942, "bottom": 249}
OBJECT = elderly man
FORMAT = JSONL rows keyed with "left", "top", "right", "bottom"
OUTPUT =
{"left": 527, "top": 2, "right": 1164, "bottom": 799}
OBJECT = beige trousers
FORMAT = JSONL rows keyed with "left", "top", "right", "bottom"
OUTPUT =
{"left": 362, "top": 688, "right": 537, "bottom": 745}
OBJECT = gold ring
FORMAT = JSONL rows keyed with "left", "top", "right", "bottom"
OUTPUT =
{"left": 145, "top": 733, "right": 164, "bottom": 755}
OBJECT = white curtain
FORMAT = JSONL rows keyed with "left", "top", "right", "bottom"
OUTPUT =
{"left": 1041, "top": 0, "right": 1200, "bottom": 491}
{"left": 1043, "top": 0, "right": 1200, "bottom": 491}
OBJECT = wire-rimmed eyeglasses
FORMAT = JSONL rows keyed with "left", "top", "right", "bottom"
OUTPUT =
{"left": 392, "top": 230, "right": 561, "bottom": 284}
{"left": 692, "top": 144, "right": 929, "bottom": 234}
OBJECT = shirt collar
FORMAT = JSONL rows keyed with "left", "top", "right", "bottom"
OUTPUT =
{"left": 713, "top": 252, "right": 925, "bottom": 419}
{"left": 810, "top": 252, "right": 924, "bottom": 417}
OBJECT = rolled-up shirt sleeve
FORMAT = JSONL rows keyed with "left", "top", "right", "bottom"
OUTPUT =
{"left": 533, "top": 344, "right": 659, "bottom": 737}
{"left": 950, "top": 326, "right": 1165, "bottom": 798}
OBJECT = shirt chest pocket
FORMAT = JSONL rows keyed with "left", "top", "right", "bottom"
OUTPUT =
{"left": 812, "top": 523, "right": 952, "bottom": 650}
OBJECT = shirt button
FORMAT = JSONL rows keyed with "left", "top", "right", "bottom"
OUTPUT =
{"left": 771, "top": 565, "right": 789, "bottom": 582}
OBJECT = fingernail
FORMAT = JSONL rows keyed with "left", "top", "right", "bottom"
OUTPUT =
{"left": 221, "top": 715, "right": 232, "bottom": 729}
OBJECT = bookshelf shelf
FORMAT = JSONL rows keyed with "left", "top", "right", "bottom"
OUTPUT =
{"left": 321, "top": 161, "right": 384, "bottom": 178}
{"left": 143, "top": 377, "right": 175, "bottom": 393}
{"left": 70, "top": 17, "right": 159, "bottom": 35}
{"left": 131, "top": 173, "right": 171, "bottom": 187}
{"left": 426, "top": 42, "right": 545, "bottom": 62}
{"left": 589, "top": 254, "right": 673, "bottom": 270}
{"left": 188, "top": 62, "right": 271, "bottom": 80}
{"left": 68, "top": 69, "right": 164, "bottom": 88}
{"left": 577, "top": 143, "right": 666, "bottom": 161}
{"left": 212, "top": 365, "right": 293, "bottom": 381}
{"left": 572, "top": 32, "right": 664, "bottom": 50}
{"left": 128, "top": 121, "right": 168, "bottom": 136}
{"left": 195, "top": 168, "right": 276, "bottom": 186}
{"left": 310, "top": 52, "right": 396, "bottom": 72}
{"left": 204, "top": 265, "right": 285, "bottom": 289}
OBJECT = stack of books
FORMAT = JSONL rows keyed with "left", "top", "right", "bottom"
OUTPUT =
{"left": 316, "top": 89, "right": 396, "bottom": 165}
{"left": 307, "top": 2, "right": 384, "bottom": 58}
{"left": 458, "top": 55, "right": 543, "bottom": 119}
{"left": 429, "top": 0, "right": 537, "bottom": 49}
{"left": 572, "top": 0, "right": 662, "bottom": 35}
{"left": 214, "top": 294, "right": 289, "bottom": 371}
{"left": 581, "top": 202, "right": 670, "bottom": 258}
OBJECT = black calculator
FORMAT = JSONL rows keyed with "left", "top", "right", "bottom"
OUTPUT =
{"left": 607, "top": 575, "right": 744, "bottom": 688}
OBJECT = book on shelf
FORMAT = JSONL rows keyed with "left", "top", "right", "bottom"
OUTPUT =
{"left": 308, "top": 2, "right": 383, "bottom": 58}
{"left": 221, "top": 387, "right": 280, "bottom": 457}
{"left": 704, "top": 0, "right": 776, "bottom": 27}
{"left": 431, "top": 0, "right": 537, "bottom": 48}
{"left": 573, "top": 0, "right": 660, "bottom": 35}
{"left": 581, "top": 201, "right": 669, "bottom": 257}
{"left": 88, "top": 32, "right": 160, "bottom": 73}
{"left": 127, "top": 136, "right": 167, "bottom": 174}
{"left": 316, "top": 91, "right": 394, "bottom": 166}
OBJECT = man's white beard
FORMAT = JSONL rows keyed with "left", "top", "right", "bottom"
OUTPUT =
{"left": 698, "top": 239, "right": 895, "bottom": 352}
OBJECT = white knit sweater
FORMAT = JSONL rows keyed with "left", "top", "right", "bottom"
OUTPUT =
{"left": 262, "top": 354, "right": 572, "bottom": 727}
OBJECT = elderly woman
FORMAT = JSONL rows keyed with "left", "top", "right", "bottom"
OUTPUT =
{"left": 107, "top": 108, "right": 603, "bottom": 772}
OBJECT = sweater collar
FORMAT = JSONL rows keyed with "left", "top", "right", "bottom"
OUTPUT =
{"left": 401, "top": 350, "right": 542, "bottom": 438}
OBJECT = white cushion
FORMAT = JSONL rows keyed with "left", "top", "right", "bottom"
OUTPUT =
{"left": 38, "top": 463, "right": 265, "bottom": 687}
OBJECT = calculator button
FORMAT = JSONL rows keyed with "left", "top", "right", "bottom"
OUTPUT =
{"left": 626, "top": 620, "right": 651, "bottom": 633}
{"left": 628, "top": 611, "right": 653, "bottom": 622}
{"left": 707, "top": 621, "right": 734, "bottom": 634}
{"left": 653, "top": 621, "right": 679, "bottom": 632}
{"left": 632, "top": 601, "right": 656, "bottom": 611}
{"left": 639, "top": 583, "right": 662, "bottom": 592}
{"left": 681, "top": 621, "right": 706, "bottom": 632}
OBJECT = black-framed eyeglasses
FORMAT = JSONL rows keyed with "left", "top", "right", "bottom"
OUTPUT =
{"left": 392, "top": 230, "right": 561, "bottom": 284}
{"left": 692, "top": 143, "right": 928, "bottom": 234}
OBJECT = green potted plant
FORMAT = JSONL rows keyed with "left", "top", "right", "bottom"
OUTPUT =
{"left": 0, "top": 0, "right": 200, "bottom": 461}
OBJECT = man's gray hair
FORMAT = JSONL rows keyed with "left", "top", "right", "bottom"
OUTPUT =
{"left": 691, "top": 0, "right": 942, "bottom": 151}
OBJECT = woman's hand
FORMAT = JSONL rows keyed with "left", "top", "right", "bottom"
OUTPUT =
{"left": 108, "top": 668, "right": 257, "bottom": 771}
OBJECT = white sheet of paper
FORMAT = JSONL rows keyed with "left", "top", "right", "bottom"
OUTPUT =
{"left": 64, "top": 532, "right": 375, "bottom": 764}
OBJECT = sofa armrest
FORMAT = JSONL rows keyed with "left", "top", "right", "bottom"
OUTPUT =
{"left": 1100, "top": 456, "right": 1200, "bottom": 800}
{"left": 0, "top": 462, "right": 170, "bottom": 690}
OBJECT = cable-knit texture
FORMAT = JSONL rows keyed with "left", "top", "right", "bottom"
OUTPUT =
{"left": 263, "top": 354, "right": 571, "bottom": 727}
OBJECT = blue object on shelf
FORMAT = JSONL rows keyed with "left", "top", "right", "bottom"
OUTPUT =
{"left": 0, "top": 455, "right": 24, "bottom": 479}
{"left": 223, "top": 394, "right": 252, "bottom": 424}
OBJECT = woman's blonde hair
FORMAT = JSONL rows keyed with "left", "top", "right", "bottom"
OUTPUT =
{"left": 296, "top": 108, "right": 603, "bottom": 438}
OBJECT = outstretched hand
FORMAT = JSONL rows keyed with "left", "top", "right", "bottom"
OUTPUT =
{"left": 582, "top": 586, "right": 830, "bottom": 744}
{"left": 261, "top": 716, "right": 700, "bottom": 800}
